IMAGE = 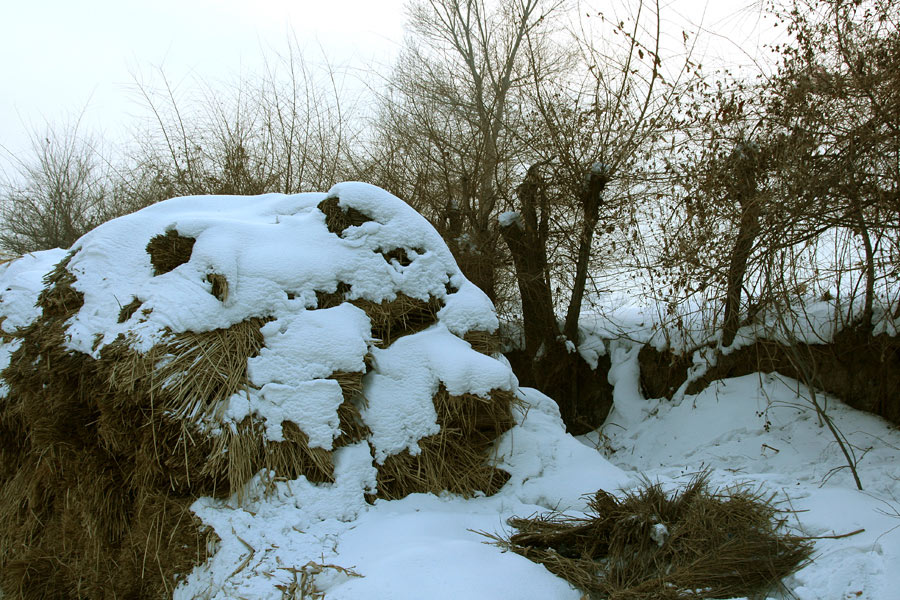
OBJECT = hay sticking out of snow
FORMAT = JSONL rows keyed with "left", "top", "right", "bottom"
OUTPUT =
{"left": 146, "top": 229, "right": 196, "bottom": 275}
{"left": 316, "top": 286, "right": 444, "bottom": 347}
{"left": 463, "top": 329, "right": 502, "bottom": 355}
{"left": 35, "top": 250, "right": 83, "bottom": 318}
{"left": 352, "top": 294, "right": 443, "bottom": 347}
{"left": 318, "top": 195, "right": 373, "bottom": 236}
{"left": 490, "top": 471, "right": 813, "bottom": 600}
{"left": 375, "top": 386, "right": 516, "bottom": 499}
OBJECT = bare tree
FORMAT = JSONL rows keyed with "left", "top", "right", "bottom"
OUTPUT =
{"left": 363, "top": 0, "right": 566, "bottom": 302}
{"left": 0, "top": 118, "right": 119, "bottom": 253}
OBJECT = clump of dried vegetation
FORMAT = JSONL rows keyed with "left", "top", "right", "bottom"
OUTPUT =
{"left": 485, "top": 471, "right": 813, "bottom": 600}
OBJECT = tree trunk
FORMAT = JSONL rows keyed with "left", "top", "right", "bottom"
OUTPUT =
{"left": 501, "top": 165, "right": 613, "bottom": 433}
{"left": 499, "top": 165, "right": 558, "bottom": 358}
{"left": 722, "top": 193, "right": 761, "bottom": 348}
{"left": 563, "top": 166, "right": 609, "bottom": 343}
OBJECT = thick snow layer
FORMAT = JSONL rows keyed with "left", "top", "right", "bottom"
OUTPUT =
{"left": 363, "top": 324, "right": 515, "bottom": 461}
{"left": 1, "top": 183, "right": 504, "bottom": 447}
{"left": 0, "top": 248, "right": 66, "bottom": 333}
{"left": 58, "top": 182, "right": 495, "bottom": 356}
{"left": 178, "top": 340, "right": 900, "bottom": 599}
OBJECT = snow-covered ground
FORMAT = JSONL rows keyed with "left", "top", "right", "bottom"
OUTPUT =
{"left": 178, "top": 346, "right": 900, "bottom": 599}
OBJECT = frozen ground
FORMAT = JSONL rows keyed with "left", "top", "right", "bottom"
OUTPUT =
{"left": 178, "top": 344, "right": 900, "bottom": 599}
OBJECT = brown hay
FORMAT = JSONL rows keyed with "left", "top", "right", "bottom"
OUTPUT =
{"left": 380, "top": 247, "right": 424, "bottom": 267}
{"left": 376, "top": 431, "right": 511, "bottom": 499}
{"left": 330, "top": 369, "right": 372, "bottom": 447}
{"left": 316, "top": 285, "right": 443, "bottom": 348}
{"left": 143, "top": 318, "right": 268, "bottom": 422}
{"left": 117, "top": 296, "right": 143, "bottom": 323}
{"left": 36, "top": 251, "right": 83, "bottom": 318}
{"left": 318, "top": 196, "right": 372, "bottom": 236}
{"left": 463, "top": 329, "right": 502, "bottom": 355}
{"left": 376, "top": 386, "right": 516, "bottom": 499}
{"left": 351, "top": 294, "right": 443, "bottom": 348}
{"left": 493, "top": 471, "right": 814, "bottom": 600}
{"left": 207, "top": 273, "right": 229, "bottom": 302}
{"left": 113, "top": 489, "right": 216, "bottom": 599}
{"left": 315, "top": 281, "right": 353, "bottom": 309}
{"left": 146, "top": 230, "right": 196, "bottom": 275}
{"left": 0, "top": 243, "right": 517, "bottom": 598}
{"left": 0, "top": 316, "right": 13, "bottom": 343}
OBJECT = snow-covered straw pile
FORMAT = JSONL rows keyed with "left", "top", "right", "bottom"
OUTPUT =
{"left": 0, "top": 183, "right": 518, "bottom": 598}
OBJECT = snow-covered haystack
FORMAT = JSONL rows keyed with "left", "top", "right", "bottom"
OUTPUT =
{"left": 0, "top": 183, "right": 516, "bottom": 598}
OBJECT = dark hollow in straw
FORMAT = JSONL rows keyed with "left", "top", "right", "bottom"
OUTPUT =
{"left": 317, "top": 196, "right": 372, "bottom": 236}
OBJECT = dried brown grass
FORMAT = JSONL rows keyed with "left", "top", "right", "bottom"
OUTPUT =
{"left": 491, "top": 471, "right": 813, "bottom": 600}
{"left": 317, "top": 196, "right": 372, "bottom": 236}
{"left": 1, "top": 247, "right": 518, "bottom": 598}
{"left": 207, "top": 273, "right": 229, "bottom": 301}
{"left": 117, "top": 296, "right": 144, "bottom": 323}
{"left": 376, "top": 386, "right": 516, "bottom": 499}
{"left": 463, "top": 329, "right": 502, "bottom": 355}
{"left": 145, "top": 230, "right": 196, "bottom": 275}
{"left": 351, "top": 294, "right": 443, "bottom": 347}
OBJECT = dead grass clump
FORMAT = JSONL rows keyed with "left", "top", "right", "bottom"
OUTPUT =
{"left": 204, "top": 418, "right": 336, "bottom": 492}
{"left": 351, "top": 294, "right": 443, "bottom": 347}
{"left": 35, "top": 251, "right": 83, "bottom": 318}
{"left": 113, "top": 489, "right": 215, "bottom": 599}
{"left": 492, "top": 471, "right": 813, "bottom": 600}
{"left": 318, "top": 196, "right": 372, "bottom": 236}
{"left": 331, "top": 369, "right": 372, "bottom": 446}
{"left": 463, "top": 329, "right": 502, "bottom": 355}
{"left": 315, "top": 281, "right": 353, "bottom": 309}
{"left": 375, "top": 386, "right": 516, "bottom": 499}
{"left": 316, "top": 284, "right": 442, "bottom": 348}
{"left": 146, "top": 229, "right": 196, "bottom": 275}
{"left": 380, "top": 246, "right": 424, "bottom": 267}
{"left": 207, "top": 272, "right": 229, "bottom": 301}
{"left": 117, "top": 296, "right": 143, "bottom": 323}
{"left": 376, "top": 431, "right": 511, "bottom": 499}
{"left": 143, "top": 317, "right": 268, "bottom": 422}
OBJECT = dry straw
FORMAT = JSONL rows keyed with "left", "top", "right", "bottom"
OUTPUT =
{"left": 376, "top": 386, "right": 517, "bottom": 499}
{"left": 486, "top": 470, "right": 813, "bottom": 600}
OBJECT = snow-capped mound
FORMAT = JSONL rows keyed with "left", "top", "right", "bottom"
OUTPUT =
{"left": 0, "top": 183, "right": 525, "bottom": 598}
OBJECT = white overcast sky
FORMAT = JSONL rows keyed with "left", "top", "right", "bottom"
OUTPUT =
{"left": 0, "top": 0, "right": 776, "bottom": 159}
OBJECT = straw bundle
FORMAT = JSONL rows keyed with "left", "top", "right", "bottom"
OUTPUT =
{"left": 376, "top": 386, "right": 517, "bottom": 500}
{"left": 1, "top": 262, "right": 514, "bottom": 599}
{"left": 490, "top": 471, "right": 813, "bottom": 600}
